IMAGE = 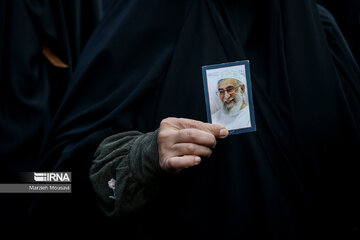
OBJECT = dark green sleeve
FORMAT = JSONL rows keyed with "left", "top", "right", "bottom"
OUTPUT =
{"left": 89, "top": 130, "right": 162, "bottom": 217}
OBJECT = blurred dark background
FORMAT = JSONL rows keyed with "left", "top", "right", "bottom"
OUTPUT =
{"left": 0, "top": 0, "right": 358, "bottom": 226}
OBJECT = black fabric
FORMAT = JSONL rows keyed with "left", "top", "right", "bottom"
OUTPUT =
{"left": 31, "top": 0, "right": 360, "bottom": 238}
{"left": 0, "top": 0, "right": 101, "bottom": 223}
{"left": 316, "top": 0, "right": 360, "bottom": 65}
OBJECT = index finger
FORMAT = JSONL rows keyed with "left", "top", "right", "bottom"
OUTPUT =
{"left": 175, "top": 118, "right": 229, "bottom": 139}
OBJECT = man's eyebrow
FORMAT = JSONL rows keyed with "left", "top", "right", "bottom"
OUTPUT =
{"left": 218, "top": 86, "right": 237, "bottom": 91}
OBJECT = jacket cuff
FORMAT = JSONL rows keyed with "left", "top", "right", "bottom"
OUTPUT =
{"left": 128, "top": 129, "right": 162, "bottom": 185}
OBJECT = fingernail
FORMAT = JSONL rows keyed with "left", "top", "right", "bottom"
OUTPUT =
{"left": 220, "top": 128, "right": 228, "bottom": 138}
{"left": 194, "top": 156, "right": 201, "bottom": 165}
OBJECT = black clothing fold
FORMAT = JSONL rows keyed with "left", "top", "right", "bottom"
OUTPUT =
{"left": 0, "top": 0, "right": 101, "bottom": 223}
{"left": 31, "top": 1, "right": 359, "bottom": 239}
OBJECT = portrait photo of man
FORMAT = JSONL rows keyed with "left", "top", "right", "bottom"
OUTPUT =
{"left": 202, "top": 61, "right": 256, "bottom": 134}
{"left": 212, "top": 77, "right": 250, "bottom": 129}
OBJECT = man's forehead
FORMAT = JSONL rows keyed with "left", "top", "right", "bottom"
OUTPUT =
{"left": 218, "top": 78, "right": 238, "bottom": 87}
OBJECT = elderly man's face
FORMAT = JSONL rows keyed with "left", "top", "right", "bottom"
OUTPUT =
{"left": 218, "top": 78, "right": 240, "bottom": 110}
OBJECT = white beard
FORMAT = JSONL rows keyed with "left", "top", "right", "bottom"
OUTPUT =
{"left": 222, "top": 90, "right": 243, "bottom": 116}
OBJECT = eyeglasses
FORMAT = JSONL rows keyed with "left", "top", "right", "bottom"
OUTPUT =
{"left": 216, "top": 86, "right": 239, "bottom": 96}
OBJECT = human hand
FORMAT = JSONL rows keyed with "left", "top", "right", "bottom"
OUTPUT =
{"left": 157, "top": 117, "right": 228, "bottom": 172}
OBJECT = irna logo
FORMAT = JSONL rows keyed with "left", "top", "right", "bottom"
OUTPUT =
{"left": 34, "top": 172, "right": 71, "bottom": 182}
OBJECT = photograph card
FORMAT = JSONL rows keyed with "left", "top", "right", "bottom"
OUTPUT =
{"left": 202, "top": 60, "right": 256, "bottom": 135}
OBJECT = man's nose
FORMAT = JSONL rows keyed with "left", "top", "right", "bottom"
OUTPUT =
{"left": 224, "top": 91, "right": 230, "bottom": 99}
